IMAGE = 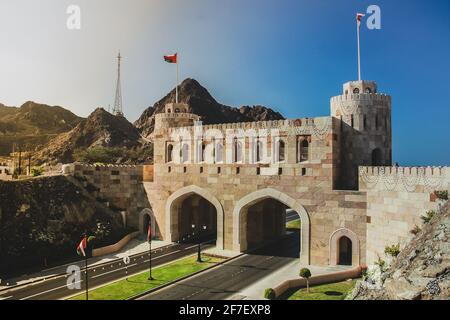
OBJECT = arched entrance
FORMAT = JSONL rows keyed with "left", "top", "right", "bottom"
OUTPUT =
{"left": 165, "top": 185, "right": 224, "bottom": 250}
{"left": 338, "top": 236, "right": 352, "bottom": 265}
{"left": 139, "top": 208, "right": 157, "bottom": 239}
{"left": 329, "top": 228, "right": 360, "bottom": 266}
{"left": 233, "top": 188, "right": 310, "bottom": 265}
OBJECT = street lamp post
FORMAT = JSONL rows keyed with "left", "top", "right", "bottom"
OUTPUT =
{"left": 192, "top": 224, "right": 207, "bottom": 262}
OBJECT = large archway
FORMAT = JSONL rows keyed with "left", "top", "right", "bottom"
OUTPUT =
{"left": 233, "top": 188, "right": 310, "bottom": 265}
{"left": 329, "top": 228, "right": 360, "bottom": 266}
{"left": 165, "top": 185, "right": 224, "bottom": 250}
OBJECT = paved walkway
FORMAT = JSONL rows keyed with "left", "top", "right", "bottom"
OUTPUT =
{"left": 228, "top": 259, "right": 352, "bottom": 300}
{"left": 0, "top": 237, "right": 171, "bottom": 291}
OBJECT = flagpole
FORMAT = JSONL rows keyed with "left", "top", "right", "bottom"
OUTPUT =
{"left": 357, "top": 19, "right": 361, "bottom": 81}
{"left": 176, "top": 54, "right": 179, "bottom": 104}
{"left": 85, "top": 252, "right": 88, "bottom": 300}
{"left": 148, "top": 227, "right": 153, "bottom": 281}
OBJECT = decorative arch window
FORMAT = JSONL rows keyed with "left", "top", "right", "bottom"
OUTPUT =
{"left": 167, "top": 109, "right": 171, "bottom": 113}
{"left": 365, "top": 88, "right": 372, "bottom": 93}
{"left": 182, "top": 143, "right": 190, "bottom": 163}
{"left": 175, "top": 108, "right": 180, "bottom": 113}
{"left": 201, "top": 143, "right": 206, "bottom": 162}
{"left": 353, "top": 88, "right": 360, "bottom": 94}
{"left": 233, "top": 137, "right": 242, "bottom": 163}
{"left": 371, "top": 148, "right": 382, "bottom": 166}
{"left": 297, "top": 136, "right": 311, "bottom": 163}
{"left": 215, "top": 141, "right": 224, "bottom": 163}
{"left": 166, "top": 144, "right": 173, "bottom": 162}
{"left": 278, "top": 139, "right": 285, "bottom": 162}
{"left": 256, "top": 139, "right": 263, "bottom": 162}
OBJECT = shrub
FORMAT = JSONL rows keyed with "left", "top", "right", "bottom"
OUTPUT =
{"left": 434, "top": 190, "right": 448, "bottom": 200}
{"left": 30, "top": 167, "right": 44, "bottom": 177}
{"left": 375, "top": 256, "right": 387, "bottom": 273}
{"left": 73, "top": 146, "right": 127, "bottom": 164}
{"left": 264, "top": 288, "right": 276, "bottom": 300}
{"left": 384, "top": 243, "right": 401, "bottom": 257}
{"left": 421, "top": 210, "right": 436, "bottom": 224}
{"left": 410, "top": 224, "right": 421, "bottom": 235}
{"left": 299, "top": 267, "right": 312, "bottom": 293}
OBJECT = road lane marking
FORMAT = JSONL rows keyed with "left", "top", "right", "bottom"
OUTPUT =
{"left": 0, "top": 296, "right": 13, "bottom": 300}
{"left": 20, "top": 281, "right": 82, "bottom": 300}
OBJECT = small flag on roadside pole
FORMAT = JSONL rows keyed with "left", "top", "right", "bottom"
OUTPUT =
{"left": 147, "top": 224, "right": 152, "bottom": 243}
{"left": 77, "top": 236, "right": 87, "bottom": 257}
{"left": 164, "top": 53, "right": 179, "bottom": 104}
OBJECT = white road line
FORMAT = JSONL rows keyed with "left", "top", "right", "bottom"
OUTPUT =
{"left": 17, "top": 243, "right": 206, "bottom": 300}
{"left": 0, "top": 296, "right": 13, "bottom": 300}
{"left": 20, "top": 281, "right": 82, "bottom": 300}
{"left": 91, "top": 264, "right": 138, "bottom": 279}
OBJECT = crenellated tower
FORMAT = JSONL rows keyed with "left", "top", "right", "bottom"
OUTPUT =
{"left": 152, "top": 103, "right": 200, "bottom": 166}
{"left": 331, "top": 80, "right": 392, "bottom": 189}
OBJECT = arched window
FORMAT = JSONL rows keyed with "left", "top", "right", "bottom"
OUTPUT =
{"left": 363, "top": 115, "right": 367, "bottom": 130}
{"left": 353, "top": 88, "right": 360, "bottom": 94}
{"left": 233, "top": 138, "right": 242, "bottom": 163}
{"left": 256, "top": 139, "right": 263, "bottom": 162}
{"left": 201, "top": 143, "right": 206, "bottom": 162}
{"left": 365, "top": 88, "right": 372, "bottom": 93}
{"left": 298, "top": 138, "right": 310, "bottom": 162}
{"left": 167, "top": 109, "right": 171, "bottom": 113}
{"left": 175, "top": 108, "right": 180, "bottom": 113}
{"left": 182, "top": 143, "right": 189, "bottom": 163}
{"left": 278, "top": 140, "right": 285, "bottom": 162}
{"left": 371, "top": 148, "right": 382, "bottom": 166}
{"left": 215, "top": 142, "right": 223, "bottom": 163}
{"left": 167, "top": 144, "right": 173, "bottom": 162}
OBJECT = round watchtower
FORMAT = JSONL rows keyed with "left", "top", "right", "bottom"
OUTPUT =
{"left": 153, "top": 103, "right": 200, "bottom": 135}
{"left": 330, "top": 80, "right": 392, "bottom": 189}
{"left": 152, "top": 103, "right": 200, "bottom": 166}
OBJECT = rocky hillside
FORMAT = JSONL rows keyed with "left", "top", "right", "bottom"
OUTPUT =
{"left": 0, "top": 175, "right": 126, "bottom": 277}
{"left": 33, "top": 108, "right": 149, "bottom": 165}
{"left": 350, "top": 200, "right": 450, "bottom": 300}
{"left": 134, "top": 78, "right": 285, "bottom": 137}
{"left": 0, "top": 101, "right": 83, "bottom": 155}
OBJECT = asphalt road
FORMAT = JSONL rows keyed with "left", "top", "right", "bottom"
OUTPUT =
{"left": 0, "top": 212, "right": 300, "bottom": 301}
{"left": 0, "top": 241, "right": 213, "bottom": 300}
{"left": 137, "top": 231, "right": 300, "bottom": 300}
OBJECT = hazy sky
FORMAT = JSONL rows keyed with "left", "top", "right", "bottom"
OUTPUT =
{"left": 0, "top": 0, "right": 449, "bottom": 165}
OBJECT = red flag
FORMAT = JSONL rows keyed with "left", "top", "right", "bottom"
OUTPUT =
{"left": 147, "top": 224, "right": 152, "bottom": 242}
{"left": 356, "top": 13, "right": 365, "bottom": 26}
{"left": 77, "top": 236, "right": 87, "bottom": 257}
{"left": 164, "top": 53, "right": 177, "bottom": 63}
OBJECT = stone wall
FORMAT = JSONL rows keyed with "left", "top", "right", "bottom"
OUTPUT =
{"left": 359, "top": 166, "right": 449, "bottom": 264}
{"left": 63, "top": 163, "right": 150, "bottom": 230}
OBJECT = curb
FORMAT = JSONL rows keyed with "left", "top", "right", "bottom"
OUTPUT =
{"left": 0, "top": 243, "right": 174, "bottom": 294}
{"left": 127, "top": 252, "right": 245, "bottom": 300}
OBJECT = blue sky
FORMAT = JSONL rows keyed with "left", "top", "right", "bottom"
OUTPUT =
{"left": 0, "top": 0, "right": 449, "bottom": 165}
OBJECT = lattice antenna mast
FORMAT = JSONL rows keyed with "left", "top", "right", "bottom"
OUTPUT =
{"left": 113, "top": 51, "right": 124, "bottom": 117}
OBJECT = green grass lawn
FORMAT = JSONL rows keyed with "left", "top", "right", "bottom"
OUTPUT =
{"left": 69, "top": 255, "right": 223, "bottom": 300}
{"left": 286, "top": 219, "right": 301, "bottom": 229}
{"left": 287, "top": 280, "right": 356, "bottom": 300}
